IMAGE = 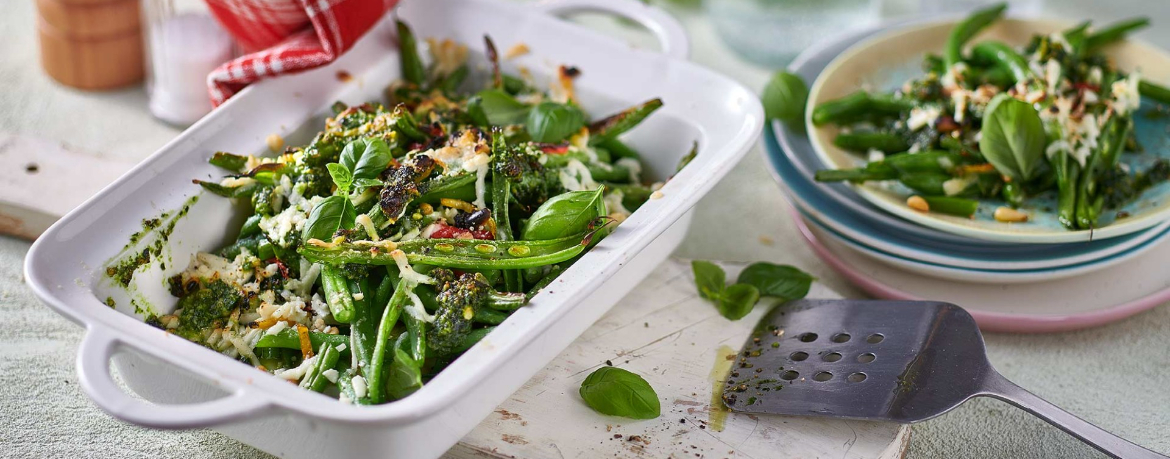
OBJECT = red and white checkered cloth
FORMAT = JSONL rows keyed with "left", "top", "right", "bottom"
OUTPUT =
{"left": 205, "top": 0, "right": 398, "bottom": 106}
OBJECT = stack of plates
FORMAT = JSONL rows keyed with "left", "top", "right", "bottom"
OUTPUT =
{"left": 766, "top": 20, "right": 1170, "bottom": 332}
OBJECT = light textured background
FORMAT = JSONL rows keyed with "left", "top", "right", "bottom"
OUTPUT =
{"left": 3, "top": 0, "right": 1169, "bottom": 457}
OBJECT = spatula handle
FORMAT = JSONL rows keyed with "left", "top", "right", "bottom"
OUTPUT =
{"left": 982, "top": 371, "right": 1167, "bottom": 459}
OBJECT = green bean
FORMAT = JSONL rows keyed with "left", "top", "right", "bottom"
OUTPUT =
{"left": 921, "top": 196, "right": 980, "bottom": 217}
{"left": 491, "top": 130, "right": 523, "bottom": 293}
{"left": 367, "top": 277, "right": 408, "bottom": 404}
{"left": 832, "top": 132, "right": 909, "bottom": 153}
{"left": 1139, "top": 80, "right": 1170, "bottom": 106}
{"left": 254, "top": 328, "right": 350, "bottom": 351}
{"left": 350, "top": 275, "right": 378, "bottom": 379}
{"left": 502, "top": 74, "right": 529, "bottom": 95}
{"left": 195, "top": 180, "right": 257, "bottom": 199}
{"left": 588, "top": 99, "right": 663, "bottom": 144}
{"left": 238, "top": 214, "right": 262, "bottom": 238}
{"left": 337, "top": 367, "right": 371, "bottom": 405}
{"left": 300, "top": 341, "right": 341, "bottom": 393}
{"left": 944, "top": 3, "right": 1008, "bottom": 70}
{"left": 209, "top": 152, "right": 249, "bottom": 172}
{"left": 302, "top": 233, "right": 592, "bottom": 269}
{"left": 1001, "top": 182, "right": 1025, "bottom": 208}
{"left": 320, "top": 265, "right": 355, "bottom": 323}
{"left": 1085, "top": 18, "right": 1150, "bottom": 51}
{"left": 393, "top": 105, "right": 427, "bottom": 142}
{"left": 971, "top": 41, "right": 1034, "bottom": 84}
{"left": 453, "top": 327, "right": 496, "bottom": 354}
{"left": 598, "top": 138, "right": 642, "bottom": 161}
{"left": 811, "top": 91, "right": 913, "bottom": 126}
{"left": 396, "top": 20, "right": 426, "bottom": 87}
{"left": 474, "top": 307, "right": 508, "bottom": 325}
{"left": 900, "top": 173, "right": 950, "bottom": 196}
{"left": 814, "top": 150, "right": 960, "bottom": 183}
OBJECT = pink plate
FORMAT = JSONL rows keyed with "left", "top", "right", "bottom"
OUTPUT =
{"left": 788, "top": 204, "right": 1170, "bottom": 333}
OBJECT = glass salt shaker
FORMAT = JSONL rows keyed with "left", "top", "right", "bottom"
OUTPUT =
{"left": 141, "top": 0, "right": 235, "bottom": 127}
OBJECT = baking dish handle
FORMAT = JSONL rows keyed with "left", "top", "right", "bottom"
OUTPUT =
{"left": 534, "top": 0, "right": 691, "bottom": 59}
{"left": 76, "top": 327, "right": 272, "bottom": 428}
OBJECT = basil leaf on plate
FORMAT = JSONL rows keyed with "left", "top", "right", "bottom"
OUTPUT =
{"left": 762, "top": 71, "right": 809, "bottom": 125}
{"left": 979, "top": 94, "right": 1046, "bottom": 182}
{"left": 737, "top": 262, "right": 814, "bottom": 301}
{"left": 302, "top": 195, "right": 357, "bottom": 241}
{"left": 527, "top": 102, "right": 586, "bottom": 143}
{"left": 579, "top": 366, "right": 661, "bottom": 419}
{"left": 691, "top": 260, "right": 726, "bottom": 301}
{"left": 716, "top": 283, "right": 761, "bottom": 321}
{"left": 341, "top": 138, "right": 393, "bottom": 181}
{"left": 521, "top": 187, "right": 605, "bottom": 240}
{"left": 476, "top": 89, "right": 529, "bottom": 126}
{"left": 327, "top": 163, "right": 354, "bottom": 194}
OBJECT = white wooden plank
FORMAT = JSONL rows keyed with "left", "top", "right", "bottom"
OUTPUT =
{"left": 0, "top": 133, "right": 137, "bottom": 239}
{"left": 449, "top": 260, "right": 907, "bottom": 459}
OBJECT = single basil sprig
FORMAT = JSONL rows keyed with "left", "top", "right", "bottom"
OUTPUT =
{"left": 327, "top": 163, "right": 354, "bottom": 193}
{"left": 521, "top": 187, "right": 606, "bottom": 240}
{"left": 762, "top": 71, "right": 808, "bottom": 127}
{"left": 691, "top": 260, "right": 759, "bottom": 320}
{"left": 979, "top": 94, "right": 1046, "bottom": 184}
{"left": 579, "top": 366, "right": 660, "bottom": 419}
{"left": 527, "top": 102, "right": 586, "bottom": 143}
{"left": 692, "top": 260, "right": 813, "bottom": 321}
{"left": 737, "top": 262, "right": 814, "bottom": 301}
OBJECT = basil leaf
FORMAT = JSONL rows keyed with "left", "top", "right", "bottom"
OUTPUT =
{"left": 527, "top": 102, "right": 586, "bottom": 143}
{"left": 327, "top": 163, "right": 354, "bottom": 193}
{"left": 716, "top": 283, "right": 761, "bottom": 321}
{"left": 476, "top": 89, "right": 529, "bottom": 126}
{"left": 578, "top": 366, "right": 660, "bottom": 419}
{"left": 691, "top": 260, "right": 726, "bottom": 301}
{"left": 737, "top": 262, "right": 814, "bottom": 301}
{"left": 352, "top": 178, "right": 385, "bottom": 189}
{"left": 340, "top": 138, "right": 393, "bottom": 181}
{"left": 762, "top": 71, "right": 809, "bottom": 125}
{"left": 302, "top": 195, "right": 357, "bottom": 241}
{"left": 979, "top": 94, "right": 1046, "bottom": 182}
{"left": 521, "top": 187, "right": 604, "bottom": 240}
{"left": 386, "top": 335, "right": 423, "bottom": 400}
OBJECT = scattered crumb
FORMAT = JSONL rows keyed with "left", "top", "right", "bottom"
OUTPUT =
{"left": 336, "top": 70, "right": 353, "bottom": 82}
{"left": 606, "top": 425, "right": 612, "bottom": 432}
{"left": 266, "top": 133, "right": 284, "bottom": 153}
{"left": 504, "top": 43, "right": 530, "bottom": 60}
{"left": 758, "top": 235, "right": 774, "bottom": 246}
{"left": 25, "top": 163, "right": 39, "bottom": 174}
{"left": 644, "top": 322, "right": 649, "bottom": 328}
{"left": 650, "top": 191, "right": 665, "bottom": 200}
{"left": 495, "top": 409, "right": 522, "bottom": 421}
{"left": 613, "top": 434, "right": 623, "bottom": 439}
{"left": 605, "top": 360, "right": 613, "bottom": 366}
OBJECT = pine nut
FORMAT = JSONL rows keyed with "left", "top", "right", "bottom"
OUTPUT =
{"left": 994, "top": 206, "right": 1028, "bottom": 223}
{"left": 907, "top": 196, "right": 929, "bottom": 213}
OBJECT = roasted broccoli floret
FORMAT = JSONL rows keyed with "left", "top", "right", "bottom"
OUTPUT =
{"left": 427, "top": 272, "right": 489, "bottom": 355}
{"left": 496, "top": 145, "right": 563, "bottom": 210}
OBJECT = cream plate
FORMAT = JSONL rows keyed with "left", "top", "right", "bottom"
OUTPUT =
{"left": 806, "top": 17, "right": 1170, "bottom": 243}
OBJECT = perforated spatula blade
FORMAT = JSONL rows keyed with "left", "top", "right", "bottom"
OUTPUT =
{"left": 722, "top": 299, "right": 1165, "bottom": 459}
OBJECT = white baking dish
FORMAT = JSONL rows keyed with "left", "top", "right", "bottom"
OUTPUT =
{"left": 23, "top": 0, "right": 762, "bottom": 457}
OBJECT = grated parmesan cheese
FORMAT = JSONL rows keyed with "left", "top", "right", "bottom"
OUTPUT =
{"left": 352, "top": 375, "right": 368, "bottom": 398}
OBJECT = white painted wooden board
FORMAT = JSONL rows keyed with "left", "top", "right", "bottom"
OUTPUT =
{"left": 448, "top": 260, "right": 909, "bottom": 459}
{"left": 0, "top": 133, "right": 137, "bottom": 239}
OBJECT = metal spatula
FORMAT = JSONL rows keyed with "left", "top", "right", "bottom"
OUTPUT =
{"left": 722, "top": 299, "right": 1166, "bottom": 459}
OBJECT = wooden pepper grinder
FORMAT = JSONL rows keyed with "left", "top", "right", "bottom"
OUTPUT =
{"left": 37, "top": 0, "right": 145, "bottom": 90}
